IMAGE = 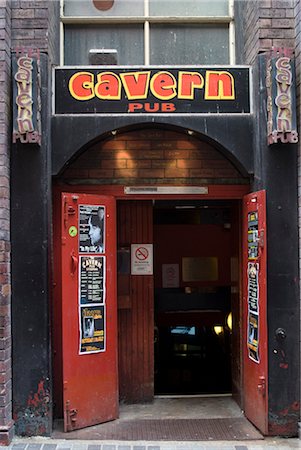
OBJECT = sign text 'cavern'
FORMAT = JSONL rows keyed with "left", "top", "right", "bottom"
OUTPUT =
{"left": 54, "top": 67, "right": 251, "bottom": 115}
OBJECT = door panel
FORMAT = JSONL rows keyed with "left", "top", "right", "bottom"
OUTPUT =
{"left": 243, "top": 190, "right": 268, "bottom": 434}
{"left": 117, "top": 201, "right": 154, "bottom": 403}
{"left": 61, "top": 193, "right": 118, "bottom": 431}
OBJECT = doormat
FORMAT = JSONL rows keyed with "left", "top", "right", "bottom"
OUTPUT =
{"left": 53, "top": 418, "right": 263, "bottom": 441}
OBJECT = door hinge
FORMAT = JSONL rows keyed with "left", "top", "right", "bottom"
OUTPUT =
{"left": 257, "top": 375, "right": 266, "bottom": 397}
{"left": 64, "top": 400, "right": 78, "bottom": 432}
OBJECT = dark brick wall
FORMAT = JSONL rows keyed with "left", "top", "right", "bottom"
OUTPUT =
{"left": 61, "top": 129, "right": 248, "bottom": 185}
{"left": 242, "top": 0, "right": 296, "bottom": 64}
{"left": 11, "top": 0, "right": 59, "bottom": 64}
{"left": 0, "top": 0, "right": 13, "bottom": 445}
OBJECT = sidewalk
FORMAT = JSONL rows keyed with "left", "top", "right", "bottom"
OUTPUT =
{"left": 4, "top": 437, "right": 301, "bottom": 450}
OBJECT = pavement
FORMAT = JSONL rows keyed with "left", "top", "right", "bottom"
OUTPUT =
{"left": 3, "top": 438, "right": 301, "bottom": 450}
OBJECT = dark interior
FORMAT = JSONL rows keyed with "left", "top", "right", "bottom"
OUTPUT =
{"left": 153, "top": 200, "right": 238, "bottom": 395}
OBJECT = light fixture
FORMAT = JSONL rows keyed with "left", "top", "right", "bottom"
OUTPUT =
{"left": 226, "top": 312, "right": 232, "bottom": 331}
{"left": 213, "top": 325, "right": 223, "bottom": 335}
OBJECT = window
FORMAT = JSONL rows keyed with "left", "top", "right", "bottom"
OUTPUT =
{"left": 61, "top": 0, "right": 234, "bottom": 65}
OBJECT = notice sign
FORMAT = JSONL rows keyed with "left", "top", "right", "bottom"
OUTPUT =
{"left": 131, "top": 244, "right": 153, "bottom": 275}
{"left": 247, "top": 262, "right": 259, "bottom": 363}
{"left": 54, "top": 66, "right": 251, "bottom": 115}
{"left": 162, "top": 264, "right": 179, "bottom": 288}
{"left": 79, "top": 305, "right": 105, "bottom": 354}
{"left": 79, "top": 256, "right": 105, "bottom": 304}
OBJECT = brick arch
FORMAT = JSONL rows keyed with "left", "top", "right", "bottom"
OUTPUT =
{"left": 61, "top": 128, "right": 249, "bottom": 185}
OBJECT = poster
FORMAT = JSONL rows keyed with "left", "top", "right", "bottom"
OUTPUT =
{"left": 247, "top": 262, "right": 259, "bottom": 363}
{"left": 79, "top": 204, "right": 105, "bottom": 253}
{"left": 79, "top": 305, "right": 105, "bottom": 354}
{"left": 79, "top": 256, "right": 105, "bottom": 305}
{"left": 247, "top": 211, "right": 258, "bottom": 260}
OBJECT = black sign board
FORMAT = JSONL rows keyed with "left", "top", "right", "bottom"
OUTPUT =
{"left": 54, "top": 66, "right": 251, "bottom": 115}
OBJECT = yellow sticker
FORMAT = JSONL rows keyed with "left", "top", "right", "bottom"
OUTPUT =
{"left": 69, "top": 226, "right": 78, "bottom": 237}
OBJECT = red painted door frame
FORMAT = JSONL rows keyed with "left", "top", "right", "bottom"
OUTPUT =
{"left": 52, "top": 184, "right": 269, "bottom": 433}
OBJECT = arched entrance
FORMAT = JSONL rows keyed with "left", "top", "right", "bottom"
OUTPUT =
{"left": 52, "top": 126, "right": 267, "bottom": 436}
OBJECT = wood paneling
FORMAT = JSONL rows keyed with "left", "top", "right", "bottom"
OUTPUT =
{"left": 117, "top": 201, "right": 154, "bottom": 403}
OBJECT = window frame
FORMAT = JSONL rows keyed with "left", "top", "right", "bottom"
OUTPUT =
{"left": 60, "top": 0, "right": 235, "bottom": 65}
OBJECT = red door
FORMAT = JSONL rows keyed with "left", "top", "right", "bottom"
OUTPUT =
{"left": 61, "top": 193, "right": 118, "bottom": 431}
{"left": 243, "top": 190, "right": 268, "bottom": 434}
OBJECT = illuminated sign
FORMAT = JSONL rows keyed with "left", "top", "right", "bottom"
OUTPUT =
{"left": 12, "top": 48, "right": 41, "bottom": 146}
{"left": 54, "top": 67, "right": 251, "bottom": 114}
{"left": 266, "top": 48, "right": 298, "bottom": 145}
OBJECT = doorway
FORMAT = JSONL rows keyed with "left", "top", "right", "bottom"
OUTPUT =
{"left": 116, "top": 198, "right": 241, "bottom": 404}
{"left": 54, "top": 189, "right": 268, "bottom": 434}
{"left": 153, "top": 200, "right": 240, "bottom": 397}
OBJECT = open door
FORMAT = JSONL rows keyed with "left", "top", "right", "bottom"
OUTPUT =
{"left": 243, "top": 190, "right": 268, "bottom": 434}
{"left": 61, "top": 193, "right": 118, "bottom": 431}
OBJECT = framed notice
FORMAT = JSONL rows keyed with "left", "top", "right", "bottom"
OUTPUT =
{"left": 79, "top": 305, "right": 105, "bottom": 354}
{"left": 162, "top": 264, "right": 179, "bottom": 288}
{"left": 131, "top": 244, "right": 153, "bottom": 275}
{"left": 79, "top": 256, "right": 105, "bottom": 305}
{"left": 79, "top": 204, "right": 105, "bottom": 253}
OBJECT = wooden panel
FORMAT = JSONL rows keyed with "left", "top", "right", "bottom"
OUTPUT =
{"left": 117, "top": 201, "right": 154, "bottom": 403}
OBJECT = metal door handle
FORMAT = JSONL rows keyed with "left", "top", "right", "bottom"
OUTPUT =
{"left": 71, "top": 251, "right": 78, "bottom": 275}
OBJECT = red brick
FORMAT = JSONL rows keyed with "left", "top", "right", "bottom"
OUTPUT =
{"left": 151, "top": 141, "right": 176, "bottom": 150}
{"left": 177, "top": 159, "right": 202, "bottom": 169}
{"left": 152, "top": 160, "right": 176, "bottom": 169}
{"left": 126, "top": 140, "right": 151, "bottom": 150}
{"left": 138, "top": 169, "right": 164, "bottom": 178}
{"left": 88, "top": 169, "right": 114, "bottom": 178}
{"left": 114, "top": 169, "right": 138, "bottom": 178}
{"left": 126, "top": 160, "right": 151, "bottom": 169}
{"left": 101, "top": 159, "right": 127, "bottom": 169}
{"left": 137, "top": 150, "right": 164, "bottom": 159}
{"left": 164, "top": 168, "right": 189, "bottom": 178}
{"left": 176, "top": 140, "right": 198, "bottom": 150}
{"left": 190, "top": 169, "right": 215, "bottom": 177}
{"left": 164, "top": 149, "right": 190, "bottom": 159}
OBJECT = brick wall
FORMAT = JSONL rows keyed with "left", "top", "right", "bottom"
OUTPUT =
{"left": 243, "top": 0, "right": 296, "bottom": 64}
{"left": 0, "top": 0, "right": 13, "bottom": 445}
{"left": 11, "top": 0, "right": 59, "bottom": 63}
{"left": 62, "top": 129, "right": 248, "bottom": 185}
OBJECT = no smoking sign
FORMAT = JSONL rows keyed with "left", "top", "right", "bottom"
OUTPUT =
{"left": 131, "top": 244, "right": 153, "bottom": 275}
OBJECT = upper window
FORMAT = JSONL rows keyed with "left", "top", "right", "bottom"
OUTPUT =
{"left": 61, "top": 0, "right": 234, "bottom": 66}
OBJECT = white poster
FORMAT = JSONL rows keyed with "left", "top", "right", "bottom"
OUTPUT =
{"left": 131, "top": 244, "right": 153, "bottom": 275}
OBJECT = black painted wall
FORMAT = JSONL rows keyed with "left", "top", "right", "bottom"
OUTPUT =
{"left": 11, "top": 53, "right": 52, "bottom": 436}
{"left": 255, "top": 54, "right": 300, "bottom": 435}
